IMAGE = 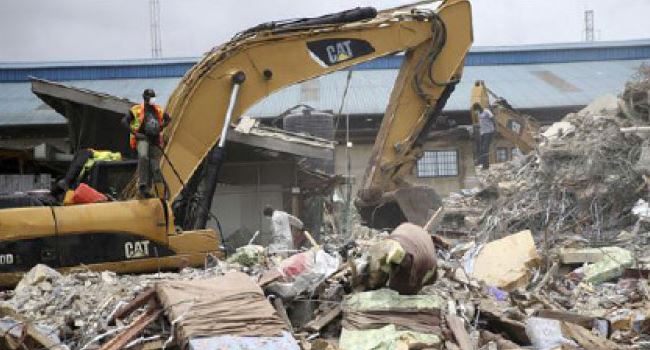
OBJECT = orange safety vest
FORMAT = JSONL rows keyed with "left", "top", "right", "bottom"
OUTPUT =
{"left": 129, "top": 104, "right": 164, "bottom": 149}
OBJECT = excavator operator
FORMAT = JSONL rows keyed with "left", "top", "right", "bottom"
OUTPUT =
{"left": 122, "top": 89, "right": 171, "bottom": 198}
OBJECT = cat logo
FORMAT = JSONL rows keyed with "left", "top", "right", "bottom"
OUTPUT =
{"left": 326, "top": 40, "right": 353, "bottom": 65}
{"left": 125, "top": 240, "right": 150, "bottom": 259}
{"left": 307, "top": 38, "right": 375, "bottom": 67}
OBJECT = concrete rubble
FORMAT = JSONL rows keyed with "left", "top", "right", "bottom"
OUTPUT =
{"left": 5, "top": 68, "right": 650, "bottom": 350}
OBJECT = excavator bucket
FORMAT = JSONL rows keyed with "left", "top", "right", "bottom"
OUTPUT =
{"left": 357, "top": 186, "right": 442, "bottom": 230}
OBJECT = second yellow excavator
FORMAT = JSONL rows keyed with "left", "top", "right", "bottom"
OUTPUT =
{"left": 0, "top": 0, "right": 473, "bottom": 284}
{"left": 470, "top": 80, "right": 540, "bottom": 155}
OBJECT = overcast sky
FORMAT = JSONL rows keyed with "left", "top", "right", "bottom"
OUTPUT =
{"left": 1, "top": 0, "right": 649, "bottom": 62}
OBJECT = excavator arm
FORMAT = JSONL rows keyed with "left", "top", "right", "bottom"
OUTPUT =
{"left": 0, "top": 0, "right": 472, "bottom": 284}
{"left": 161, "top": 0, "right": 473, "bottom": 229}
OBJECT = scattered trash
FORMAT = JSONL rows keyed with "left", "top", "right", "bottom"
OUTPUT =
{"left": 227, "top": 244, "right": 266, "bottom": 267}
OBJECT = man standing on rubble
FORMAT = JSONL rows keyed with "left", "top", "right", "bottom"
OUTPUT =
{"left": 473, "top": 103, "right": 495, "bottom": 169}
{"left": 122, "top": 89, "right": 171, "bottom": 198}
{"left": 263, "top": 205, "right": 304, "bottom": 253}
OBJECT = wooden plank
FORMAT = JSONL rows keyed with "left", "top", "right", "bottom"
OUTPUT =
{"left": 305, "top": 306, "right": 342, "bottom": 332}
{"left": 560, "top": 321, "right": 621, "bottom": 350}
{"left": 131, "top": 339, "right": 165, "bottom": 350}
{"left": 100, "top": 308, "right": 162, "bottom": 350}
{"left": 480, "top": 330, "right": 523, "bottom": 349}
{"left": 479, "top": 300, "right": 529, "bottom": 345}
{"left": 272, "top": 297, "right": 293, "bottom": 332}
{"left": 25, "top": 324, "right": 68, "bottom": 350}
{"left": 109, "top": 288, "right": 156, "bottom": 325}
{"left": 446, "top": 314, "right": 474, "bottom": 350}
{"left": 533, "top": 309, "right": 595, "bottom": 329}
{"left": 423, "top": 206, "right": 445, "bottom": 233}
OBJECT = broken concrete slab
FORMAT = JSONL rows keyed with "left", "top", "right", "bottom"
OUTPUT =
{"left": 342, "top": 289, "right": 443, "bottom": 334}
{"left": 14, "top": 264, "right": 61, "bottom": 294}
{"left": 526, "top": 317, "right": 578, "bottom": 350}
{"left": 559, "top": 247, "right": 608, "bottom": 264}
{"left": 188, "top": 331, "right": 300, "bottom": 350}
{"left": 339, "top": 324, "right": 441, "bottom": 350}
{"left": 541, "top": 121, "right": 575, "bottom": 141}
{"left": 466, "top": 230, "right": 540, "bottom": 291}
{"left": 582, "top": 247, "right": 634, "bottom": 285}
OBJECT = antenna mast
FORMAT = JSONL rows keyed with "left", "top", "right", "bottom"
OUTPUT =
{"left": 149, "top": 0, "right": 163, "bottom": 58}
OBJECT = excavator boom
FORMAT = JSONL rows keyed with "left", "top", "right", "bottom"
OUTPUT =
{"left": 161, "top": 0, "right": 473, "bottom": 229}
{"left": 0, "top": 1, "right": 473, "bottom": 284}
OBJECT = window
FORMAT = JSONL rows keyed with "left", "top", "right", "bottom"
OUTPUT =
{"left": 417, "top": 150, "right": 458, "bottom": 177}
{"left": 511, "top": 147, "right": 523, "bottom": 158}
{"left": 496, "top": 147, "right": 510, "bottom": 163}
{"left": 507, "top": 119, "right": 522, "bottom": 134}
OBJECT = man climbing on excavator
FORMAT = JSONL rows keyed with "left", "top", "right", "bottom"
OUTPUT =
{"left": 473, "top": 102, "right": 495, "bottom": 169}
{"left": 122, "top": 89, "right": 171, "bottom": 198}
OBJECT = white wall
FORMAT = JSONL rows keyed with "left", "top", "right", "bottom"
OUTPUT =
{"left": 208, "top": 184, "right": 283, "bottom": 248}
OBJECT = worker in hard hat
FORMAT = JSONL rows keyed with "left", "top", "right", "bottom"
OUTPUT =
{"left": 122, "top": 89, "right": 171, "bottom": 198}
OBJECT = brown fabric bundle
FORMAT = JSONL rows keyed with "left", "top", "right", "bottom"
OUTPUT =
{"left": 388, "top": 223, "right": 437, "bottom": 294}
{"left": 156, "top": 272, "right": 287, "bottom": 344}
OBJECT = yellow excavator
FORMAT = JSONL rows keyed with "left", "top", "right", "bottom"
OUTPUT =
{"left": 470, "top": 80, "right": 540, "bottom": 155}
{"left": 0, "top": 0, "right": 473, "bottom": 285}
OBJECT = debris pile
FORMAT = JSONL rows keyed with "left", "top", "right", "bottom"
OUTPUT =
{"left": 1, "top": 263, "right": 235, "bottom": 349}
{"left": 478, "top": 97, "right": 645, "bottom": 243}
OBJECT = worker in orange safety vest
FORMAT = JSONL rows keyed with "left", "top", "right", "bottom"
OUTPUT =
{"left": 121, "top": 89, "right": 171, "bottom": 198}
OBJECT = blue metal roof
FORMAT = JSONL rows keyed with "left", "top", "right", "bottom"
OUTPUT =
{"left": 3, "top": 58, "right": 647, "bottom": 127}
{"left": 2, "top": 39, "right": 650, "bottom": 127}
{"left": 0, "top": 78, "right": 181, "bottom": 126}
{"left": 246, "top": 59, "right": 650, "bottom": 116}
{"left": 0, "top": 82, "right": 66, "bottom": 125}
{"left": 1, "top": 39, "right": 649, "bottom": 82}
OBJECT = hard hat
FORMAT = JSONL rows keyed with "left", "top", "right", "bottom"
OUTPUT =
{"left": 143, "top": 89, "right": 156, "bottom": 99}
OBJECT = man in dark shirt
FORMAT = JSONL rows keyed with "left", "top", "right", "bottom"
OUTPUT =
{"left": 122, "top": 89, "right": 171, "bottom": 198}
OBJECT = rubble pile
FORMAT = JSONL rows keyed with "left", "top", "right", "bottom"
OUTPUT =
{"left": 1, "top": 263, "right": 237, "bottom": 349}
{"left": 478, "top": 93, "right": 646, "bottom": 243}
{"left": 621, "top": 64, "right": 650, "bottom": 124}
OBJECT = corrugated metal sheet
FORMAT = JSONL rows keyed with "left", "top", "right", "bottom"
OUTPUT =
{"left": 0, "top": 78, "right": 181, "bottom": 125}
{"left": 0, "top": 82, "right": 66, "bottom": 125}
{"left": 0, "top": 174, "right": 51, "bottom": 193}
{"left": 247, "top": 58, "right": 650, "bottom": 116}
{"left": 1, "top": 39, "right": 649, "bottom": 82}
{"left": 2, "top": 58, "right": 649, "bottom": 126}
